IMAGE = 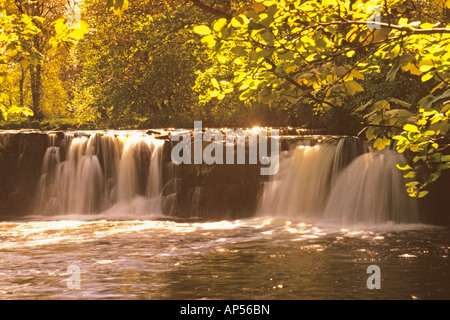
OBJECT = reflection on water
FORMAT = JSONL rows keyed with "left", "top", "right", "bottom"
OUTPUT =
{"left": 0, "top": 216, "right": 448, "bottom": 299}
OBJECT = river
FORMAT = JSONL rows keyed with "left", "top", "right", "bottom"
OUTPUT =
{"left": 0, "top": 215, "right": 448, "bottom": 300}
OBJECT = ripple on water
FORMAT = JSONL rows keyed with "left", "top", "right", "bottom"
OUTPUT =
{"left": 0, "top": 217, "right": 448, "bottom": 299}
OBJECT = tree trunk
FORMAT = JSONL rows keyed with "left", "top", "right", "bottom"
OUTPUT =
{"left": 30, "top": 64, "right": 44, "bottom": 120}
{"left": 19, "top": 65, "right": 26, "bottom": 107}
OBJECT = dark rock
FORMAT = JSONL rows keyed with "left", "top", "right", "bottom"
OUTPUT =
{"left": 0, "top": 131, "right": 48, "bottom": 218}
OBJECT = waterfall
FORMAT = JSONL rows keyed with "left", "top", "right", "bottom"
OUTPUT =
{"left": 323, "top": 149, "right": 419, "bottom": 224}
{"left": 34, "top": 132, "right": 165, "bottom": 216}
{"left": 34, "top": 132, "right": 420, "bottom": 224}
{"left": 258, "top": 137, "right": 419, "bottom": 225}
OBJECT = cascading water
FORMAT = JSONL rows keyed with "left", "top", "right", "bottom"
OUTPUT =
{"left": 35, "top": 132, "right": 420, "bottom": 224}
{"left": 34, "top": 132, "right": 165, "bottom": 216}
{"left": 323, "top": 148, "right": 419, "bottom": 224}
{"left": 258, "top": 137, "right": 419, "bottom": 225}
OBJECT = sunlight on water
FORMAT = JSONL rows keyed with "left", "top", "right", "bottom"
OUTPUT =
{"left": 0, "top": 215, "right": 448, "bottom": 300}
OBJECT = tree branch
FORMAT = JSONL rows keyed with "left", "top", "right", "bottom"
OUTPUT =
{"left": 264, "top": 58, "right": 343, "bottom": 113}
{"left": 319, "top": 20, "right": 450, "bottom": 35}
{"left": 189, "top": 0, "right": 233, "bottom": 20}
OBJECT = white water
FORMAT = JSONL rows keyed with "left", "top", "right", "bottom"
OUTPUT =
{"left": 34, "top": 132, "right": 165, "bottom": 216}
{"left": 258, "top": 139, "right": 419, "bottom": 225}
{"left": 323, "top": 149, "right": 419, "bottom": 224}
{"left": 36, "top": 134, "right": 420, "bottom": 226}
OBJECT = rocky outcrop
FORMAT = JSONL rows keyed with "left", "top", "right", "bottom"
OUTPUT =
{"left": 419, "top": 169, "right": 450, "bottom": 225}
{"left": 161, "top": 158, "right": 264, "bottom": 220}
{"left": 0, "top": 131, "right": 48, "bottom": 219}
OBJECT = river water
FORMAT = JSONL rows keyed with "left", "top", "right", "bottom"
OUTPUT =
{"left": 1, "top": 133, "right": 448, "bottom": 300}
{"left": 0, "top": 214, "right": 448, "bottom": 300}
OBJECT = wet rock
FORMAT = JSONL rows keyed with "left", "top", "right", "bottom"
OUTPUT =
{"left": 0, "top": 132, "right": 48, "bottom": 218}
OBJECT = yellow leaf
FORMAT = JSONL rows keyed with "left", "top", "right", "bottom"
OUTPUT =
{"left": 193, "top": 25, "right": 211, "bottom": 35}
{"left": 346, "top": 26, "right": 359, "bottom": 42}
{"left": 373, "top": 137, "right": 391, "bottom": 150}
{"left": 113, "top": 0, "right": 129, "bottom": 16}
{"left": 20, "top": 59, "right": 29, "bottom": 69}
{"left": 53, "top": 18, "right": 67, "bottom": 35}
{"left": 211, "top": 78, "right": 220, "bottom": 89}
{"left": 216, "top": 54, "right": 228, "bottom": 64}
{"left": 32, "top": 16, "right": 45, "bottom": 24}
{"left": 420, "top": 22, "right": 435, "bottom": 29}
{"left": 418, "top": 59, "right": 434, "bottom": 72}
{"left": 213, "top": 18, "right": 228, "bottom": 32}
{"left": 409, "top": 64, "right": 422, "bottom": 76}
{"left": 251, "top": 2, "right": 266, "bottom": 12}
{"left": 5, "top": 75, "right": 14, "bottom": 85}
{"left": 201, "top": 34, "right": 216, "bottom": 48}
{"left": 70, "top": 20, "right": 89, "bottom": 40}
{"left": 421, "top": 73, "right": 434, "bottom": 82}
{"left": 398, "top": 18, "right": 409, "bottom": 26}
{"left": 401, "top": 62, "right": 422, "bottom": 75}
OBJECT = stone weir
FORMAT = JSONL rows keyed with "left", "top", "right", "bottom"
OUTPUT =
{"left": 0, "top": 128, "right": 329, "bottom": 220}
{"left": 0, "top": 128, "right": 448, "bottom": 225}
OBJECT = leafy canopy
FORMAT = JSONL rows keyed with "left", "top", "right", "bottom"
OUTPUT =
{"left": 190, "top": 0, "right": 450, "bottom": 197}
{"left": 0, "top": 0, "right": 89, "bottom": 120}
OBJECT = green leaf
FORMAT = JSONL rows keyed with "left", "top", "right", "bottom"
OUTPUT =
{"left": 231, "top": 15, "right": 248, "bottom": 28}
{"left": 344, "top": 80, "right": 364, "bottom": 96}
{"left": 418, "top": 190, "right": 429, "bottom": 198}
{"left": 403, "top": 171, "right": 417, "bottom": 179}
{"left": 239, "top": 90, "right": 253, "bottom": 101}
{"left": 260, "top": 31, "right": 275, "bottom": 46}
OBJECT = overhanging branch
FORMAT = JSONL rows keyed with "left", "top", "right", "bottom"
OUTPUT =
{"left": 189, "top": 0, "right": 233, "bottom": 20}
{"left": 319, "top": 20, "right": 450, "bottom": 35}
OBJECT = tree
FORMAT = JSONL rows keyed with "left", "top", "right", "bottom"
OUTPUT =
{"left": 0, "top": 0, "right": 38, "bottom": 120}
{"left": 75, "top": 0, "right": 257, "bottom": 127}
{"left": 187, "top": 0, "right": 450, "bottom": 197}
{"left": 0, "top": 0, "right": 88, "bottom": 120}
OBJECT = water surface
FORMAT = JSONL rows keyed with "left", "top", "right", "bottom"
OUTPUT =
{"left": 0, "top": 215, "right": 448, "bottom": 300}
